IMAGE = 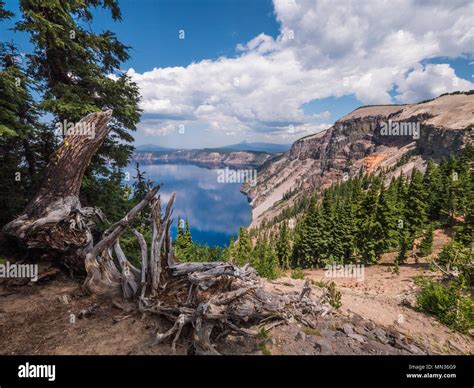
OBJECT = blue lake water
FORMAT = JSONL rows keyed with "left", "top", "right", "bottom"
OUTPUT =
{"left": 125, "top": 162, "right": 252, "bottom": 247}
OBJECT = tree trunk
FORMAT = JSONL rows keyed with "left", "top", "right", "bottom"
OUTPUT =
{"left": 3, "top": 111, "right": 113, "bottom": 260}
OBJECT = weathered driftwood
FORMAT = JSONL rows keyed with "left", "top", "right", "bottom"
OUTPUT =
{"left": 3, "top": 110, "right": 333, "bottom": 355}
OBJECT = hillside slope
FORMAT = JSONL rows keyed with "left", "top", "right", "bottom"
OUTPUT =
{"left": 243, "top": 93, "right": 474, "bottom": 228}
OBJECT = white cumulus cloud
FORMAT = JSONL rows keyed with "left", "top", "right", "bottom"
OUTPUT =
{"left": 131, "top": 0, "right": 474, "bottom": 142}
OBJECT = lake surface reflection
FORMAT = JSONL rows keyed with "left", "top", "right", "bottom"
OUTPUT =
{"left": 125, "top": 162, "right": 252, "bottom": 246}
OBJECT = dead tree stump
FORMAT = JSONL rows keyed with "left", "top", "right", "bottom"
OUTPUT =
{"left": 3, "top": 111, "right": 332, "bottom": 354}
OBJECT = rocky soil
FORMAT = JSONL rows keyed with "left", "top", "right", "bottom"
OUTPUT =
{"left": 0, "top": 272, "right": 429, "bottom": 355}
{"left": 1, "top": 229, "right": 471, "bottom": 355}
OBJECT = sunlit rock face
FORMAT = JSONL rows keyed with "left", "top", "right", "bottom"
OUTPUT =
{"left": 243, "top": 93, "right": 474, "bottom": 228}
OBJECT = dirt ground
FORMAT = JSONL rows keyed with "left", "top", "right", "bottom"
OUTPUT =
{"left": 299, "top": 229, "right": 473, "bottom": 355}
{"left": 0, "top": 229, "right": 472, "bottom": 355}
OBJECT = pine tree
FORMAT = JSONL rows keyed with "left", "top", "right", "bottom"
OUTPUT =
{"left": 175, "top": 216, "right": 185, "bottom": 255}
{"left": 319, "top": 191, "right": 337, "bottom": 265}
{"left": 405, "top": 169, "right": 428, "bottom": 239}
{"left": 0, "top": 40, "right": 46, "bottom": 225}
{"left": 276, "top": 221, "right": 291, "bottom": 270}
{"left": 418, "top": 224, "right": 434, "bottom": 257}
{"left": 235, "top": 227, "right": 252, "bottom": 266}
{"left": 356, "top": 178, "right": 384, "bottom": 264}
{"left": 338, "top": 194, "right": 357, "bottom": 263}
{"left": 0, "top": 1, "right": 13, "bottom": 21}
{"left": 184, "top": 219, "right": 193, "bottom": 246}
{"left": 132, "top": 163, "right": 150, "bottom": 202}
{"left": 174, "top": 217, "right": 194, "bottom": 261}
{"left": 297, "top": 197, "right": 324, "bottom": 268}
{"left": 423, "top": 160, "right": 443, "bottom": 220}
{"left": 397, "top": 229, "right": 410, "bottom": 264}
{"left": 252, "top": 233, "right": 279, "bottom": 279}
{"left": 378, "top": 180, "right": 400, "bottom": 249}
{"left": 223, "top": 236, "right": 237, "bottom": 262}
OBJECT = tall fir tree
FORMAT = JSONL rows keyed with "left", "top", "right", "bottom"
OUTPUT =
{"left": 235, "top": 227, "right": 252, "bottom": 266}
{"left": 418, "top": 224, "right": 434, "bottom": 257}
{"left": 423, "top": 160, "right": 443, "bottom": 220}
{"left": 276, "top": 220, "right": 291, "bottom": 270}
{"left": 0, "top": 16, "right": 48, "bottom": 225}
{"left": 405, "top": 169, "right": 428, "bottom": 240}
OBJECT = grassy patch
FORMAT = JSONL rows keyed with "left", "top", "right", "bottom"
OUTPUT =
{"left": 291, "top": 268, "right": 305, "bottom": 280}
{"left": 303, "top": 327, "right": 321, "bottom": 337}
{"left": 256, "top": 327, "right": 269, "bottom": 340}
{"left": 257, "top": 342, "right": 272, "bottom": 355}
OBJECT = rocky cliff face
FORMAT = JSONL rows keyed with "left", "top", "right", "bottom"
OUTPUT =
{"left": 243, "top": 93, "right": 474, "bottom": 228}
{"left": 133, "top": 149, "right": 273, "bottom": 169}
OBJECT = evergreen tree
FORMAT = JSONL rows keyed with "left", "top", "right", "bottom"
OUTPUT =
{"left": 357, "top": 178, "right": 384, "bottom": 264}
{"left": 222, "top": 236, "right": 237, "bottom": 262}
{"left": 0, "top": 1, "right": 13, "bottom": 21}
{"left": 418, "top": 224, "right": 434, "bottom": 257}
{"left": 397, "top": 229, "right": 410, "bottom": 264}
{"left": 175, "top": 216, "right": 185, "bottom": 252}
{"left": 174, "top": 217, "right": 193, "bottom": 261}
{"left": 293, "top": 197, "right": 324, "bottom": 268}
{"left": 276, "top": 221, "right": 291, "bottom": 270}
{"left": 235, "top": 227, "right": 252, "bottom": 266}
{"left": 423, "top": 160, "right": 443, "bottom": 220}
{"left": 252, "top": 233, "right": 279, "bottom": 279}
{"left": 0, "top": 36, "right": 53, "bottom": 225}
{"left": 184, "top": 219, "right": 192, "bottom": 246}
{"left": 405, "top": 169, "right": 428, "bottom": 239}
{"left": 132, "top": 163, "right": 150, "bottom": 202}
{"left": 378, "top": 180, "right": 401, "bottom": 249}
{"left": 337, "top": 194, "right": 357, "bottom": 263}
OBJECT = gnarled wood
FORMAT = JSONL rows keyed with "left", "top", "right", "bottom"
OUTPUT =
{"left": 3, "top": 110, "right": 113, "bottom": 256}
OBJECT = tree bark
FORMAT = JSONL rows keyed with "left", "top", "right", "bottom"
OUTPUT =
{"left": 3, "top": 111, "right": 113, "bottom": 258}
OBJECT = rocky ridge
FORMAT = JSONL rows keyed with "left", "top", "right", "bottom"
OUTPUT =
{"left": 242, "top": 93, "right": 474, "bottom": 228}
{"left": 133, "top": 149, "right": 273, "bottom": 169}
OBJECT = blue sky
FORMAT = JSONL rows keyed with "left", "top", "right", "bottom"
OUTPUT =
{"left": 2, "top": 0, "right": 474, "bottom": 148}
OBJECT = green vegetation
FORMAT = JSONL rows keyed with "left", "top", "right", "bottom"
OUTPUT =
{"left": 416, "top": 237, "right": 473, "bottom": 335}
{"left": 327, "top": 281, "right": 342, "bottom": 310}
{"left": 416, "top": 278, "right": 473, "bottom": 333}
{"left": 291, "top": 268, "right": 305, "bottom": 280}
{"left": 244, "top": 148, "right": 474, "bottom": 329}
{"left": 256, "top": 328, "right": 272, "bottom": 355}
{"left": 418, "top": 224, "right": 434, "bottom": 257}
{"left": 273, "top": 148, "right": 472, "bottom": 270}
{"left": 173, "top": 217, "right": 225, "bottom": 263}
{"left": 276, "top": 220, "right": 291, "bottom": 270}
